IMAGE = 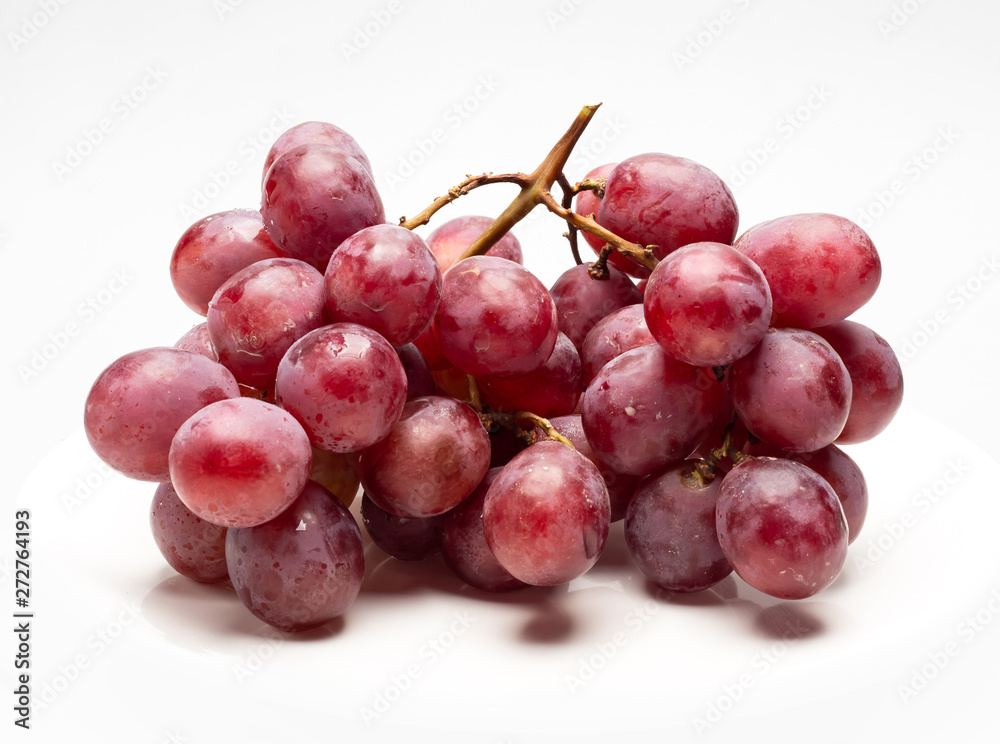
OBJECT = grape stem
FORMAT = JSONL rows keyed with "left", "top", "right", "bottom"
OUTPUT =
{"left": 514, "top": 412, "right": 575, "bottom": 448}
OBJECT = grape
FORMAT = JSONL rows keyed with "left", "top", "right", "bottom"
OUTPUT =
{"left": 624, "top": 462, "right": 732, "bottom": 592}
{"left": 149, "top": 481, "right": 228, "bottom": 583}
{"left": 483, "top": 440, "right": 610, "bottom": 586}
{"left": 275, "top": 323, "right": 407, "bottom": 453}
{"left": 169, "top": 397, "right": 312, "bottom": 528}
{"left": 308, "top": 448, "right": 360, "bottom": 508}
{"left": 360, "top": 493, "right": 442, "bottom": 561}
{"left": 324, "top": 224, "right": 442, "bottom": 347}
{"left": 411, "top": 319, "right": 451, "bottom": 371}
{"left": 715, "top": 457, "right": 848, "bottom": 599}
{"left": 435, "top": 255, "right": 558, "bottom": 378}
{"left": 579, "top": 303, "right": 655, "bottom": 386}
{"left": 84, "top": 347, "right": 240, "bottom": 481}
{"left": 226, "top": 481, "right": 364, "bottom": 632}
{"left": 643, "top": 241, "right": 772, "bottom": 367}
{"left": 545, "top": 415, "right": 640, "bottom": 522}
{"left": 813, "top": 320, "right": 904, "bottom": 443}
{"left": 581, "top": 344, "right": 726, "bottom": 477}
{"left": 575, "top": 163, "right": 650, "bottom": 279}
{"left": 439, "top": 468, "right": 526, "bottom": 592}
{"left": 425, "top": 215, "right": 522, "bottom": 272}
{"left": 745, "top": 441, "right": 868, "bottom": 544}
{"left": 358, "top": 396, "right": 491, "bottom": 518}
{"left": 262, "top": 121, "right": 372, "bottom": 182}
{"left": 729, "top": 327, "right": 852, "bottom": 452}
{"left": 207, "top": 257, "right": 327, "bottom": 390}
{"left": 549, "top": 262, "right": 641, "bottom": 350}
{"left": 396, "top": 343, "right": 436, "bottom": 400}
{"left": 478, "top": 332, "right": 582, "bottom": 419}
{"left": 174, "top": 322, "right": 217, "bottom": 361}
{"left": 599, "top": 153, "right": 739, "bottom": 261}
{"left": 261, "top": 143, "right": 385, "bottom": 271}
{"left": 733, "top": 213, "right": 881, "bottom": 328}
{"left": 169, "top": 209, "right": 285, "bottom": 316}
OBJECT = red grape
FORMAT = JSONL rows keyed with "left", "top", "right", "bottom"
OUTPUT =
{"left": 395, "top": 343, "right": 436, "bottom": 400}
{"left": 733, "top": 213, "right": 881, "bottom": 328}
{"left": 360, "top": 493, "right": 442, "bottom": 561}
{"left": 575, "top": 162, "right": 650, "bottom": 279}
{"left": 262, "top": 120, "right": 372, "bottom": 183}
{"left": 149, "top": 481, "right": 228, "bottom": 583}
{"left": 477, "top": 332, "right": 582, "bottom": 419}
{"left": 549, "top": 262, "right": 641, "bottom": 350}
{"left": 425, "top": 215, "right": 522, "bottom": 272}
{"left": 174, "top": 322, "right": 217, "bottom": 361}
{"left": 579, "top": 303, "right": 656, "bottom": 386}
{"left": 226, "top": 481, "right": 364, "bottom": 632}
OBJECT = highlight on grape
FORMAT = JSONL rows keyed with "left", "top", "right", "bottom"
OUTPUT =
{"left": 83, "top": 103, "right": 903, "bottom": 634}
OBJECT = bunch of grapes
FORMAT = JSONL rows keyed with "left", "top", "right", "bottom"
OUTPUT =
{"left": 83, "top": 105, "right": 903, "bottom": 632}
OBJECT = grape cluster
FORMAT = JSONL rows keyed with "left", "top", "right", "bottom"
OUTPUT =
{"left": 84, "top": 107, "right": 903, "bottom": 632}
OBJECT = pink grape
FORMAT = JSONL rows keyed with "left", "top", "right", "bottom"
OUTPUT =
{"left": 261, "top": 120, "right": 372, "bottom": 183}
{"left": 168, "top": 397, "right": 312, "bottom": 528}
{"left": 169, "top": 209, "right": 285, "bottom": 316}
{"left": 275, "top": 323, "right": 407, "bottom": 453}
{"left": 813, "top": 320, "right": 904, "bottom": 443}
{"left": 579, "top": 303, "right": 655, "bottom": 386}
{"left": 84, "top": 347, "right": 240, "bottom": 481}
{"left": 549, "top": 262, "right": 641, "bottom": 350}
{"left": 575, "top": 162, "right": 650, "bottom": 279}
{"left": 733, "top": 213, "right": 881, "bottom": 328}
{"left": 477, "top": 332, "right": 582, "bottom": 419}
{"left": 226, "top": 481, "right": 364, "bottom": 632}
{"left": 358, "top": 396, "right": 491, "bottom": 518}
{"left": 581, "top": 344, "right": 726, "bottom": 476}
{"left": 625, "top": 462, "right": 732, "bottom": 592}
{"left": 149, "top": 481, "right": 228, "bottom": 583}
{"left": 729, "top": 328, "right": 852, "bottom": 452}
{"left": 174, "top": 322, "right": 217, "bottom": 361}
{"left": 435, "top": 255, "right": 558, "bottom": 378}
{"left": 643, "top": 241, "right": 772, "bottom": 367}
{"left": 261, "top": 143, "right": 384, "bottom": 271}
{"left": 207, "top": 257, "right": 327, "bottom": 389}
{"left": 323, "top": 224, "right": 442, "bottom": 347}
{"left": 396, "top": 343, "right": 436, "bottom": 400}
{"left": 599, "top": 153, "right": 739, "bottom": 261}
{"left": 425, "top": 215, "right": 522, "bottom": 272}
{"left": 715, "top": 457, "right": 848, "bottom": 599}
{"left": 439, "top": 468, "right": 526, "bottom": 592}
{"left": 360, "top": 493, "right": 442, "bottom": 561}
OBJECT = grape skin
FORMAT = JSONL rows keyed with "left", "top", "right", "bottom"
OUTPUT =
{"left": 261, "top": 121, "right": 372, "bottom": 183}
{"left": 716, "top": 457, "right": 848, "bottom": 600}
{"left": 358, "top": 396, "right": 491, "bottom": 518}
{"left": 425, "top": 215, "right": 522, "bottom": 272}
{"left": 84, "top": 347, "right": 241, "bottom": 482}
{"left": 729, "top": 327, "right": 852, "bottom": 453}
{"left": 575, "top": 162, "right": 650, "bottom": 279}
{"left": 226, "top": 481, "right": 365, "bottom": 632}
{"left": 168, "top": 397, "right": 312, "bottom": 528}
{"left": 361, "top": 493, "right": 442, "bottom": 561}
{"left": 275, "top": 323, "right": 407, "bottom": 453}
{"left": 174, "top": 322, "right": 217, "bottom": 361}
{"left": 395, "top": 343, "right": 436, "bottom": 400}
{"left": 483, "top": 440, "right": 610, "bottom": 586}
{"left": 549, "top": 262, "right": 641, "bottom": 350}
{"left": 149, "top": 481, "right": 229, "bottom": 583}
{"left": 308, "top": 448, "right": 360, "bottom": 508}
{"left": 579, "top": 304, "right": 656, "bottom": 386}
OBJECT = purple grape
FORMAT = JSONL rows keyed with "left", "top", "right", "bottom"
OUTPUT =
{"left": 478, "top": 332, "right": 582, "bottom": 419}
{"left": 226, "top": 481, "right": 364, "bottom": 632}
{"left": 483, "top": 440, "right": 610, "bottom": 586}
{"left": 425, "top": 215, "right": 522, "bottom": 272}
{"left": 579, "top": 303, "right": 656, "bottom": 386}
{"left": 624, "top": 462, "right": 732, "bottom": 592}
{"left": 84, "top": 347, "right": 240, "bottom": 481}
{"left": 262, "top": 121, "right": 372, "bottom": 183}
{"left": 276, "top": 323, "right": 407, "bottom": 453}
{"left": 149, "top": 481, "right": 228, "bottom": 583}
{"left": 549, "top": 262, "right": 641, "bottom": 350}
{"left": 729, "top": 327, "right": 852, "bottom": 452}
{"left": 358, "top": 396, "right": 491, "bottom": 518}
{"left": 715, "top": 457, "right": 848, "bottom": 600}
{"left": 360, "top": 493, "right": 442, "bottom": 561}
{"left": 395, "top": 343, "right": 436, "bottom": 400}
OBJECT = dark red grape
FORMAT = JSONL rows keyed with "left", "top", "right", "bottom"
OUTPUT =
{"left": 575, "top": 162, "right": 650, "bottom": 279}
{"left": 395, "top": 343, "right": 436, "bottom": 400}
{"left": 361, "top": 493, "right": 442, "bottom": 561}
{"left": 579, "top": 303, "right": 655, "bottom": 386}
{"left": 412, "top": 318, "right": 451, "bottom": 371}
{"left": 477, "top": 332, "right": 582, "bottom": 419}
{"left": 226, "top": 481, "right": 364, "bottom": 632}
{"left": 549, "top": 262, "right": 641, "bottom": 350}
{"left": 149, "top": 481, "right": 228, "bottom": 583}
{"left": 262, "top": 121, "right": 372, "bottom": 183}
{"left": 425, "top": 215, "right": 522, "bottom": 272}
{"left": 733, "top": 213, "right": 881, "bottom": 328}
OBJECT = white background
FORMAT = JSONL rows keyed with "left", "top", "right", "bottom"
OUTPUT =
{"left": 3, "top": 0, "right": 999, "bottom": 742}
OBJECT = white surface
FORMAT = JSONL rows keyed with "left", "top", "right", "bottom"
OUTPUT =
{"left": 4, "top": 1, "right": 999, "bottom": 741}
